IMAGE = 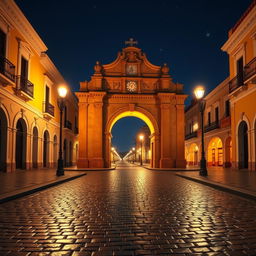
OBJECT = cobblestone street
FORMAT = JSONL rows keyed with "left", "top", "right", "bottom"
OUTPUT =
{"left": 1, "top": 162, "right": 256, "bottom": 256}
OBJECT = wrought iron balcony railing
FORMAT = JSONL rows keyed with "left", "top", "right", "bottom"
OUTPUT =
{"left": 16, "top": 75, "right": 34, "bottom": 98}
{"left": 44, "top": 102, "right": 54, "bottom": 116}
{"left": 64, "top": 120, "right": 72, "bottom": 130}
{"left": 204, "top": 121, "right": 220, "bottom": 133}
{"left": 229, "top": 75, "right": 244, "bottom": 93}
{"left": 0, "top": 56, "right": 15, "bottom": 82}
{"left": 244, "top": 57, "right": 256, "bottom": 82}
{"left": 185, "top": 131, "right": 198, "bottom": 140}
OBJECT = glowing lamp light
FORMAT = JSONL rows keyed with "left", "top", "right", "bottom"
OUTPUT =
{"left": 132, "top": 147, "right": 135, "bottom": 151}
{"left": 58, "top": 86, "right": 68, "bottom": 98}
{"left": 194, "top": 85, "right": 205, "bottom": 100}
{"left": 111, "top": 147, "right": 115, "bottom": 151}
{"left": 139, "top": 134, "right": 144, "bottom": 141}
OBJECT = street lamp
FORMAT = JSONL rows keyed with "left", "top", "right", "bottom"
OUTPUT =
{"left": 194, "top": 85, "right": 207, "bottom": 176}
{"left": 56, "top": 85, "right": 68, "bottom": 176}
{"left": 132, "top": 147, "right": 135, "bottom": 163}
{"left": 139, "top": 134, "right": 144, "bottom": 166}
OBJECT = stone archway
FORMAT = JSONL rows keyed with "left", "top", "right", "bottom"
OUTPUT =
{"left": 0, "top": 108, "right": 8, "bottom": 172}
{"left": 238, "top": 121, "right": 248, "bottom": 169}
{"left": 106, "top": 109, "right": 159, "bottom": 168}
{"left": 15, "top": 118, "right": 27, "bottom": 169}
{"left": 76, "top": 43, "right": 187, "bottom": 168}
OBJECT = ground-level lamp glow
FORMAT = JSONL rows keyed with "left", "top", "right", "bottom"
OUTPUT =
{"left": 56, "top": 85, "right": 68, "bottom": 176}
{"left": 139, "top": 134, "right": 144, "bottom": 166}
{"left": 132, "top": 147, "right": 135, "bottom": 163}
{"left": 194, "top": 85, "right": 207, "bottom": 176}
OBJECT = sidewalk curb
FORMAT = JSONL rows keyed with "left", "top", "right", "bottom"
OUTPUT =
{"left": 0, "top": 173, "right": 87, "bottom": 204}
{"left": 65, "top": 167, "right": 116, "bottom": 171}
{"left": 176, "top": 173, "right": 256, "bottom": 201}
{"left": 144, "top": 166, "right": 199, "bottom": 172}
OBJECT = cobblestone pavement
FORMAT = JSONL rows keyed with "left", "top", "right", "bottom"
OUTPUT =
{"left": 1, "top": 162, "right": 256, "bottom": 256}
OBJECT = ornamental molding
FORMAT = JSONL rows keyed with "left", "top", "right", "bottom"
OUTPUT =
{"left": 221, "top": 6, "right": 256, "bottom": 54}
{"left": 0, "top": 0, "right": 47, "bottom": 55}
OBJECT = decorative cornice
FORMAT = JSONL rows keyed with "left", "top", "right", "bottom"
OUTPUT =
{"left": 221, "top": 5, "right": 256, "bottom": 54}
{"left": 0, "top": 0, "right": 47, "bottom": 55}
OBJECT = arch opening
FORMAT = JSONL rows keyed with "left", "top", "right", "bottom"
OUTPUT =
{"left": 43, "top": 130, "right": 50, "bottom": 168}
{"left": 238, "top": 121, "right": 248, "bottom": 169}
{"left": 0, "top": 108, "right": 8, "bottom": 172}
{"left": 225, "top": 137, "right": 232, "bottom": 168}
{"left": 187, "top": 143, "right": 199, "bottom": 166}
{"left": 207, "top": 137, "right": 223, "bottom": 166}
{"left": 15, "top": 118, "right": 27, "bottom": 169}
{"left": 107, "top": 111, "right": 157, "bottom": 168}
{"left": 32, "top": 127, "right": 38, "bottom": 168}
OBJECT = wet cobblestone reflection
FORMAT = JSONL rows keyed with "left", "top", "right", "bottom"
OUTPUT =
{"left": 0, "top": 163, "right": 256, "bottom": 255}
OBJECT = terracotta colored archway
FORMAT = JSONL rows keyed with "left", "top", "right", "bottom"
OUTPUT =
{"left": 76, "top": 44, "right": 187, "bottom": 168}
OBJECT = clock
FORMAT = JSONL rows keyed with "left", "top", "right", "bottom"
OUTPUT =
{"left": 126, "top": 64, "right": 137, "bottom": 75}
{"left": 126, "top": 81, "right": 137, "bottom": 92}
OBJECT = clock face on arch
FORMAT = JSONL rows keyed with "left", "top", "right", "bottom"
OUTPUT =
{"left": 126, "top": 81, "right": 137, "bottom": 92}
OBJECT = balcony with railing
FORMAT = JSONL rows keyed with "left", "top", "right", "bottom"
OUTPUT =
{"left": 185, "top": 131, "right": 197, "bottom": 140}
{"left": 16, "top": 75, "right": 34, "bottom": 100}
{"left": 204, "top": 121, "right": 220, "bottom": 133}
{"left": 244, "top": 57, "right": 256, "bottom": 82}
{"left": 64, "top": 120, "right": 72, "bottom": 130}
{"left": 0, "top": 56, "right": 15, "bottom": 85}
{"left": 220, "top": 115, "right": 231, "bottom": 128}
{"left": 229, "top": 75, "right": 244, "bottom": 93}
{"left": 43, "top": 101, "right": 54, "bottom": 119}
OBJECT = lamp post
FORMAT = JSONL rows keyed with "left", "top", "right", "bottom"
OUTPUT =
{"left": 132, "top": 147, "right": 135, "bottom": 163}
{"left": 139, "top": 134, "right": 144, "bottom": 166}
{"left": 56, "top": 86, "right": 68, "bottom": 176}
{"left": 194, "top": 85, "right": 207, "bottom": 176}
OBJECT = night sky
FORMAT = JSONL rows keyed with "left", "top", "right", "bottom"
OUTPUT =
{"left": 16, "top": 0, "right": 252, "bottom": 153}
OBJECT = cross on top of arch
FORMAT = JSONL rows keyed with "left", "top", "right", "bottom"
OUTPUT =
{"left": 125, "top": 38, "right": 138, "bottom": 47}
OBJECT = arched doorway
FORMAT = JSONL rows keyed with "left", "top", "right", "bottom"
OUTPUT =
{"left": 43, "top": 130, "right": 50, "bottom": 167}
{"left": 238, "top": 121, "right": 248, "bottom": 169}
{"left": 225, "top": 137, "right": 232, "bottom": 168}
{"left": 63, "top": 139, "right": 67, "bottom": 167}
{"left": 53, "top": 135, "right": 57, "bottom": 167}
{"left": 15, "top": 118, "right": 27, "bottom": 169}
{"left": 0, "top": 108, "right": 8, "bottom": 172}
{"left": 207, "top": 137, "right": 223, "bottom": 166}
{"left": 107, "top": 111, "right": 157, "bottom": 168}
{"left": 32, "top": 127, "right": 38, "bottom": 168}
{"left": 76, "top": 43, "right": 187, "bottom": 169}
{"left": 69, "top": 141, "right": 72, "bottom": 166}
{"left": 187, "top": 143, "right": 199, "bottom": 166}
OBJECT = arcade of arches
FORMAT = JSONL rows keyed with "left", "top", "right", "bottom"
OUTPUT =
{"left": 76, "top": 44, "right": 187, "bottom": 168}
{"left": 0, "top": 106, "right": 78, "bottom": 172}
{"left": 186, "top": 136, "right": 233, "bottom": 168}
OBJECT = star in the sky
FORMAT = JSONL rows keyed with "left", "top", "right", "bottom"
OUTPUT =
{"left": 206, "top": 32, "right": 211, "bottom": 37}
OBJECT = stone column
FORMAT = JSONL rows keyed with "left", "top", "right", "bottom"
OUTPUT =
{"left": 77, "top": 101, "right": 89, "bottom": 168}
{"left": 175, "top": 99, "right": 186, "bottom": 168}
{"left": 87, "top": 92, "right": 106, "bottom": 168}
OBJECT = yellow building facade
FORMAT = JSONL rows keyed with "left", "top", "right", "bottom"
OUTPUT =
{"left": 222, "top": 0, "right": 256, "bottom": 170}
{"left": 0, "top": 0, "right": 78, "bottom": 172}
{"left": 185, "top": 78, "right": 232, "bottom": 168}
